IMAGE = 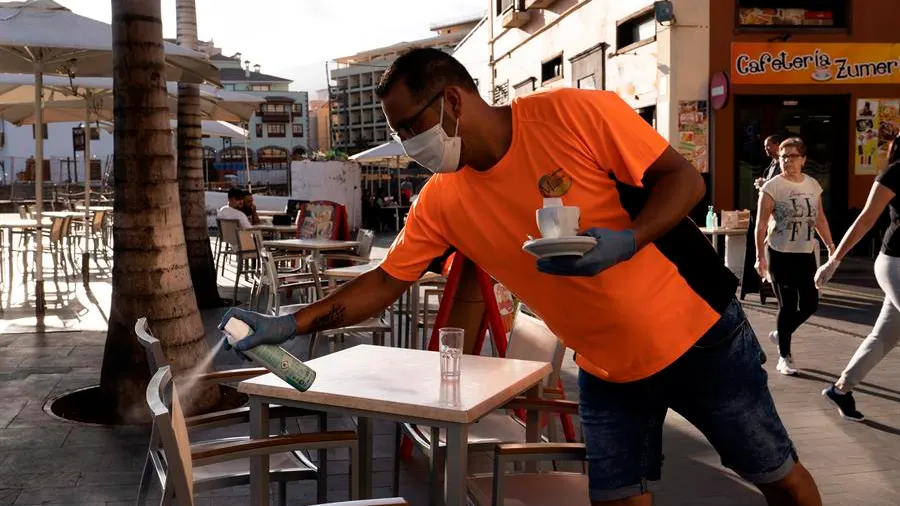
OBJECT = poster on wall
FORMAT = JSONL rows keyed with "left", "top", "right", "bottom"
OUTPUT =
{"left": 677, "top": 100, "right": 709, "bottom": 173}
{"left": 855, "top": 99, "right": 900, "bottom": 175}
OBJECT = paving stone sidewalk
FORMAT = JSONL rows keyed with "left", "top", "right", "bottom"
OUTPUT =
{"left": 1, "top": 245, "right": 899, "bottom": 505}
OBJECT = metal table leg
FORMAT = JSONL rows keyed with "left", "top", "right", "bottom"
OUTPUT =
{"left": 444, "top": 424, "right": 469, "bottom": 506}
{"left": 358, "top": 416, "right": 373, "bottom": 499}
{"left": 249, "top": 398, "right": 270, "bottom": 506}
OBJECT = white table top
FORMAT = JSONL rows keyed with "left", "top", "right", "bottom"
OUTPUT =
{"left": 0, "top": 218, "right": 47, "bottom": 228}
{"left": 264, "top": 239, "right": 359, "bottom": 251}
{"left": 251, "top": 224, "right": 296, "bottom": 233}
{"left": 44, "top": 211, "right": 87, "bottom": 219}
{"left": 324, "top": 262, "right": 445, "bottom": 283}
{"left": 238, "top": 344, "right": 551, "bottom": 424}
{"left": 699, "top": 227, "right": 748, "bottom": 236}
{"left": 256, "top": 210, "right": 288, "bottom": 217}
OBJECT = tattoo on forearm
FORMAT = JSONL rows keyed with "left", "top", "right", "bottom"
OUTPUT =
{"left": 309, "top": 304, "right": 346, "bottom": 332}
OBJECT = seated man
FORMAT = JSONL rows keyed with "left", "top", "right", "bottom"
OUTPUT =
{"left": 242, "top": 190, "right": 261, "bottom": 226}
{"left": 217, "top": 187, "right": 252, "bottom": 229}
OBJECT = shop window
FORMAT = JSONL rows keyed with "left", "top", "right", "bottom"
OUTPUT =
{"left": 577, "top": 74, "right": 597, "bottom": 90}
{"left": 736, "top": 0, "right": 848, "bottom": 29}
{"left": 31, "top": 125, "right": 48, "bottom": 140}
{"left": 616, "top": 7, "right": 656, "bottom": 52}
{"left": 637, "top": 105, "right": 656, "bottom": 128}
{"left": 257, "top": 146, "right": 289, "bottom": 170}
{"left": 513, "top": 77, "right": 537, "bottom": 97}
{"left": 541, "top": 54, "right": 564, "bottom": 85}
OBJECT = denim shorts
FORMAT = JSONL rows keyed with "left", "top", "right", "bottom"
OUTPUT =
{"left": 578, "top": 297, "right": 797, "bottom": 502}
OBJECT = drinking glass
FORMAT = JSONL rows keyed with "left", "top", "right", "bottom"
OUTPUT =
{"left": 439, "top": 327, "right": 464, "bottom": 379}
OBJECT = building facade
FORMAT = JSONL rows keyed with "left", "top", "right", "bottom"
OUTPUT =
{"left": 203, "top": 49, "right": 309, "bottom": 180}
{"left": 710, "top": 0, "right": 899, "bottom": 241}
{"left": 458, "top": 0, "right": 711, "bottom": 171}
{"left": 328, "top": 14, "right": 483, "bottom": 153}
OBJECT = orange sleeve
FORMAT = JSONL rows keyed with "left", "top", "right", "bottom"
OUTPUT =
{"left": 378, "top": 180, "right": 452, "bottom": 283}
{"left": 567, "top": 90, "right": 670, "bottom": 187}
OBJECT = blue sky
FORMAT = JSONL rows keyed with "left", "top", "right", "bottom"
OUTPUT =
{"left": 59, "top": 0, "right": 486, "bottom": 95}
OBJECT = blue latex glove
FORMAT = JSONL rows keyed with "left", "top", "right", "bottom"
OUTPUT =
{"left": 537, "top": 228, "right": 636, "bottom": 277}
{"left": 218, "top": 307, "right": 297, "bottom": 356}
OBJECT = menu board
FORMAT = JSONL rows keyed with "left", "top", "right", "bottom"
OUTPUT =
{"left": 677, "top": 100, "right": 709, "bottom": 173}
{"left": 855, "top": 99, "right": 900, "bottom": 175}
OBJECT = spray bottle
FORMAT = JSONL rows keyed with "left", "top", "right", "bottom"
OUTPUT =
{"left": 223, "top": 317, "right": 317, "bottom": 392}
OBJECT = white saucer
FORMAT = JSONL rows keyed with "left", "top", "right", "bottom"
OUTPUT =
{"left": 522, "top": 236, "right": 597, "bottom": 259}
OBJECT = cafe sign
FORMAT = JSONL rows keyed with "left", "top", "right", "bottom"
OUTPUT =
{"left": 731, "top": 43, "right": 900, "bottom": 85}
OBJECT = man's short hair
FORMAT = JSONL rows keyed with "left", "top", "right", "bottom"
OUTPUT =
{"left": 227, "top": 187, "right": 244, "bottom": 200}
{"left": 375, "top": 47, "right": 478, "bottom": 102}
{"left": 764, "top": 134, "right": 783, "bottom": 145}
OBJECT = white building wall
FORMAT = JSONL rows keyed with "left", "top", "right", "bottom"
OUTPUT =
{"left": 0, "top": 120, "right": 113, "bottom": 183}
{"left": 483, "top": 0, "right": 710, "bottom": 144}
{"left": 452, "top": 17, "right": 493, "bottom": 102}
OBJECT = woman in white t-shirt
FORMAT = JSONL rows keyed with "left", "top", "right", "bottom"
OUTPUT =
{"left": 755, "top": 137, "right": 836, "bottom": 376}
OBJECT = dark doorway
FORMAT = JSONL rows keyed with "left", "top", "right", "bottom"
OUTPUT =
{"left": 734, "top": 94, "right": 850, "bottom": 237}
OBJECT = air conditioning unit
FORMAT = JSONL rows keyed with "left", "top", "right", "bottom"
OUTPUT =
{"left": 524, "top": 0, "right": 557, "bottom": 9}
{"left": 502, "top": 8, "right": 530, "bottom": 28}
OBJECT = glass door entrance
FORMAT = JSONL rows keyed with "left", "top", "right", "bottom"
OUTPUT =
{"left": 734, "top": 94, "right": 850, "bottom": 236}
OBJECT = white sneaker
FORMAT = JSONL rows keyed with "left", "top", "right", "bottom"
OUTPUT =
{"left": 776, "top": 355, "right": 797, "bottom": 375}
{"left": 768, "top": 331, "right": 780, "bottom": 355}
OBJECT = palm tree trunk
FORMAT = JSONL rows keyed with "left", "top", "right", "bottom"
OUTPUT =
{"left": 102, "top": 0, "right": 220, "bottom": 422}
{"left": 176, "top": 0, "right": 221, "bottom": 309}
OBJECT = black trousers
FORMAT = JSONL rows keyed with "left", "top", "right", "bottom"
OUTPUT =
{"left": 767, "top": 247, "right": 819, "bottom": 358}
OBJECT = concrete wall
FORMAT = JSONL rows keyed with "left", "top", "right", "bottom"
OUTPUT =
{"left": 290, "top": 160, "right": 362, "bottom": 231}
{"left": 484, "top": 0, "right": 711, "bottom": 145}
{"left": 452, "top": 17, "right": 494, "bottom": 102}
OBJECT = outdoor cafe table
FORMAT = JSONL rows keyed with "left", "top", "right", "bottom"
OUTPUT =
{"left": 324, "top": 263, "right": 445, "bottom": 349}
{"left": 0, "top": 216, "right": 48, "bottom": 298}
{"left": 238, "top": 344, "right": 551, "bottom": 506}
{"left": 249, "top": 223, "right": 295, "bottom": 239}
{"left": 699, "top": 226, "right": 748, "bottom": 278}
{"left": 263, "top": 238, "right": 358, "bottom": 262}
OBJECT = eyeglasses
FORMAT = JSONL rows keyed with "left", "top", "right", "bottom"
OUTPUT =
{"left": 389, "top": 90, "right": 444, "bottom": 141}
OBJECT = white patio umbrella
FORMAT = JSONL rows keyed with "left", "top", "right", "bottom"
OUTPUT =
{"left": 0, "top": 74, "right": 259, "bottom": 287}
{"left": 349, "top": 141, "right": 411, "bottom": 200}
{"left": 0, "top": 75, "right": 260, "bottom": 125}
{"left": 0, "top": 0, "right": 219, "bottom": 311}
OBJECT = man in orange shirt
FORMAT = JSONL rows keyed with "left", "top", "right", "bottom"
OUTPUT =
{"left": 221, "top": 49, "right": 821, "bottom": 505}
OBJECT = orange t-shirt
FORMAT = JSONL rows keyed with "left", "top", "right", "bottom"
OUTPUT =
{"left": 380, "top": 88, "right": 722, "bottom": 383}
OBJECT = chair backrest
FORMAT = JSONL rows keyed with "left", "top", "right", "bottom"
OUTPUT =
{"left": 219, "top": 218, "right": 241, "bottom": 248}
{"left": 17, "top": 206, "right": 28, "bottom": 219}
{"left": 356, "top": 228, "right": 375, "bottom": 260}
{"left": 134, "top": 317, "right": 168, "bottom": 374}
{"left": 146, "top": 366, "right": 195, "bottom": 505}
{"left": 48, "top": 217, "right": 65, "bottom": 242}
{"left": 505, "top": 310, "right": 566, "bottom": 387}
{"left": 91, "top": 210, "right": 106, "bottom": 233}
{"left": 304, "top": 255, "right": 326, "bottom": 300}
{"left": 237, "top": 229, "right": 260, "bottom": 257}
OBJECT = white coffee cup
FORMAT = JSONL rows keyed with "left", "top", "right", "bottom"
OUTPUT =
{"left": 536, "top": 206, "right": 580, "bottom": 238}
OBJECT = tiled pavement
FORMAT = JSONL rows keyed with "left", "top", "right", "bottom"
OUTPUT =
{"left": 1, "top": 238, "right": 899, "bottom": 505}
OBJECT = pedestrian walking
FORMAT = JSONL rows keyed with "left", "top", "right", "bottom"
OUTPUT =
{"left": 755, "top": 137, "right": 836, "bottom": 375}
{"left": 816, "top": 135, "right": 900, "bottom": 421}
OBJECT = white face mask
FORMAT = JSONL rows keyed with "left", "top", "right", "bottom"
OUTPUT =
{"left": 398, "top": 97, "right": 461, "bottom": 174}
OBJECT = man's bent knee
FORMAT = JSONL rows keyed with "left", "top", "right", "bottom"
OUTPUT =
{"left": 592, "top": 491, "right": 653, "bottom": 506}
{"left": 756, "top": 462, "right": 822, "bottom": 506}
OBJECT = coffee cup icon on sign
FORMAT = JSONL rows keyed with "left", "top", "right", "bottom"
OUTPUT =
{"left": 811, "top": 64, "right": 833, "bottom": 82}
